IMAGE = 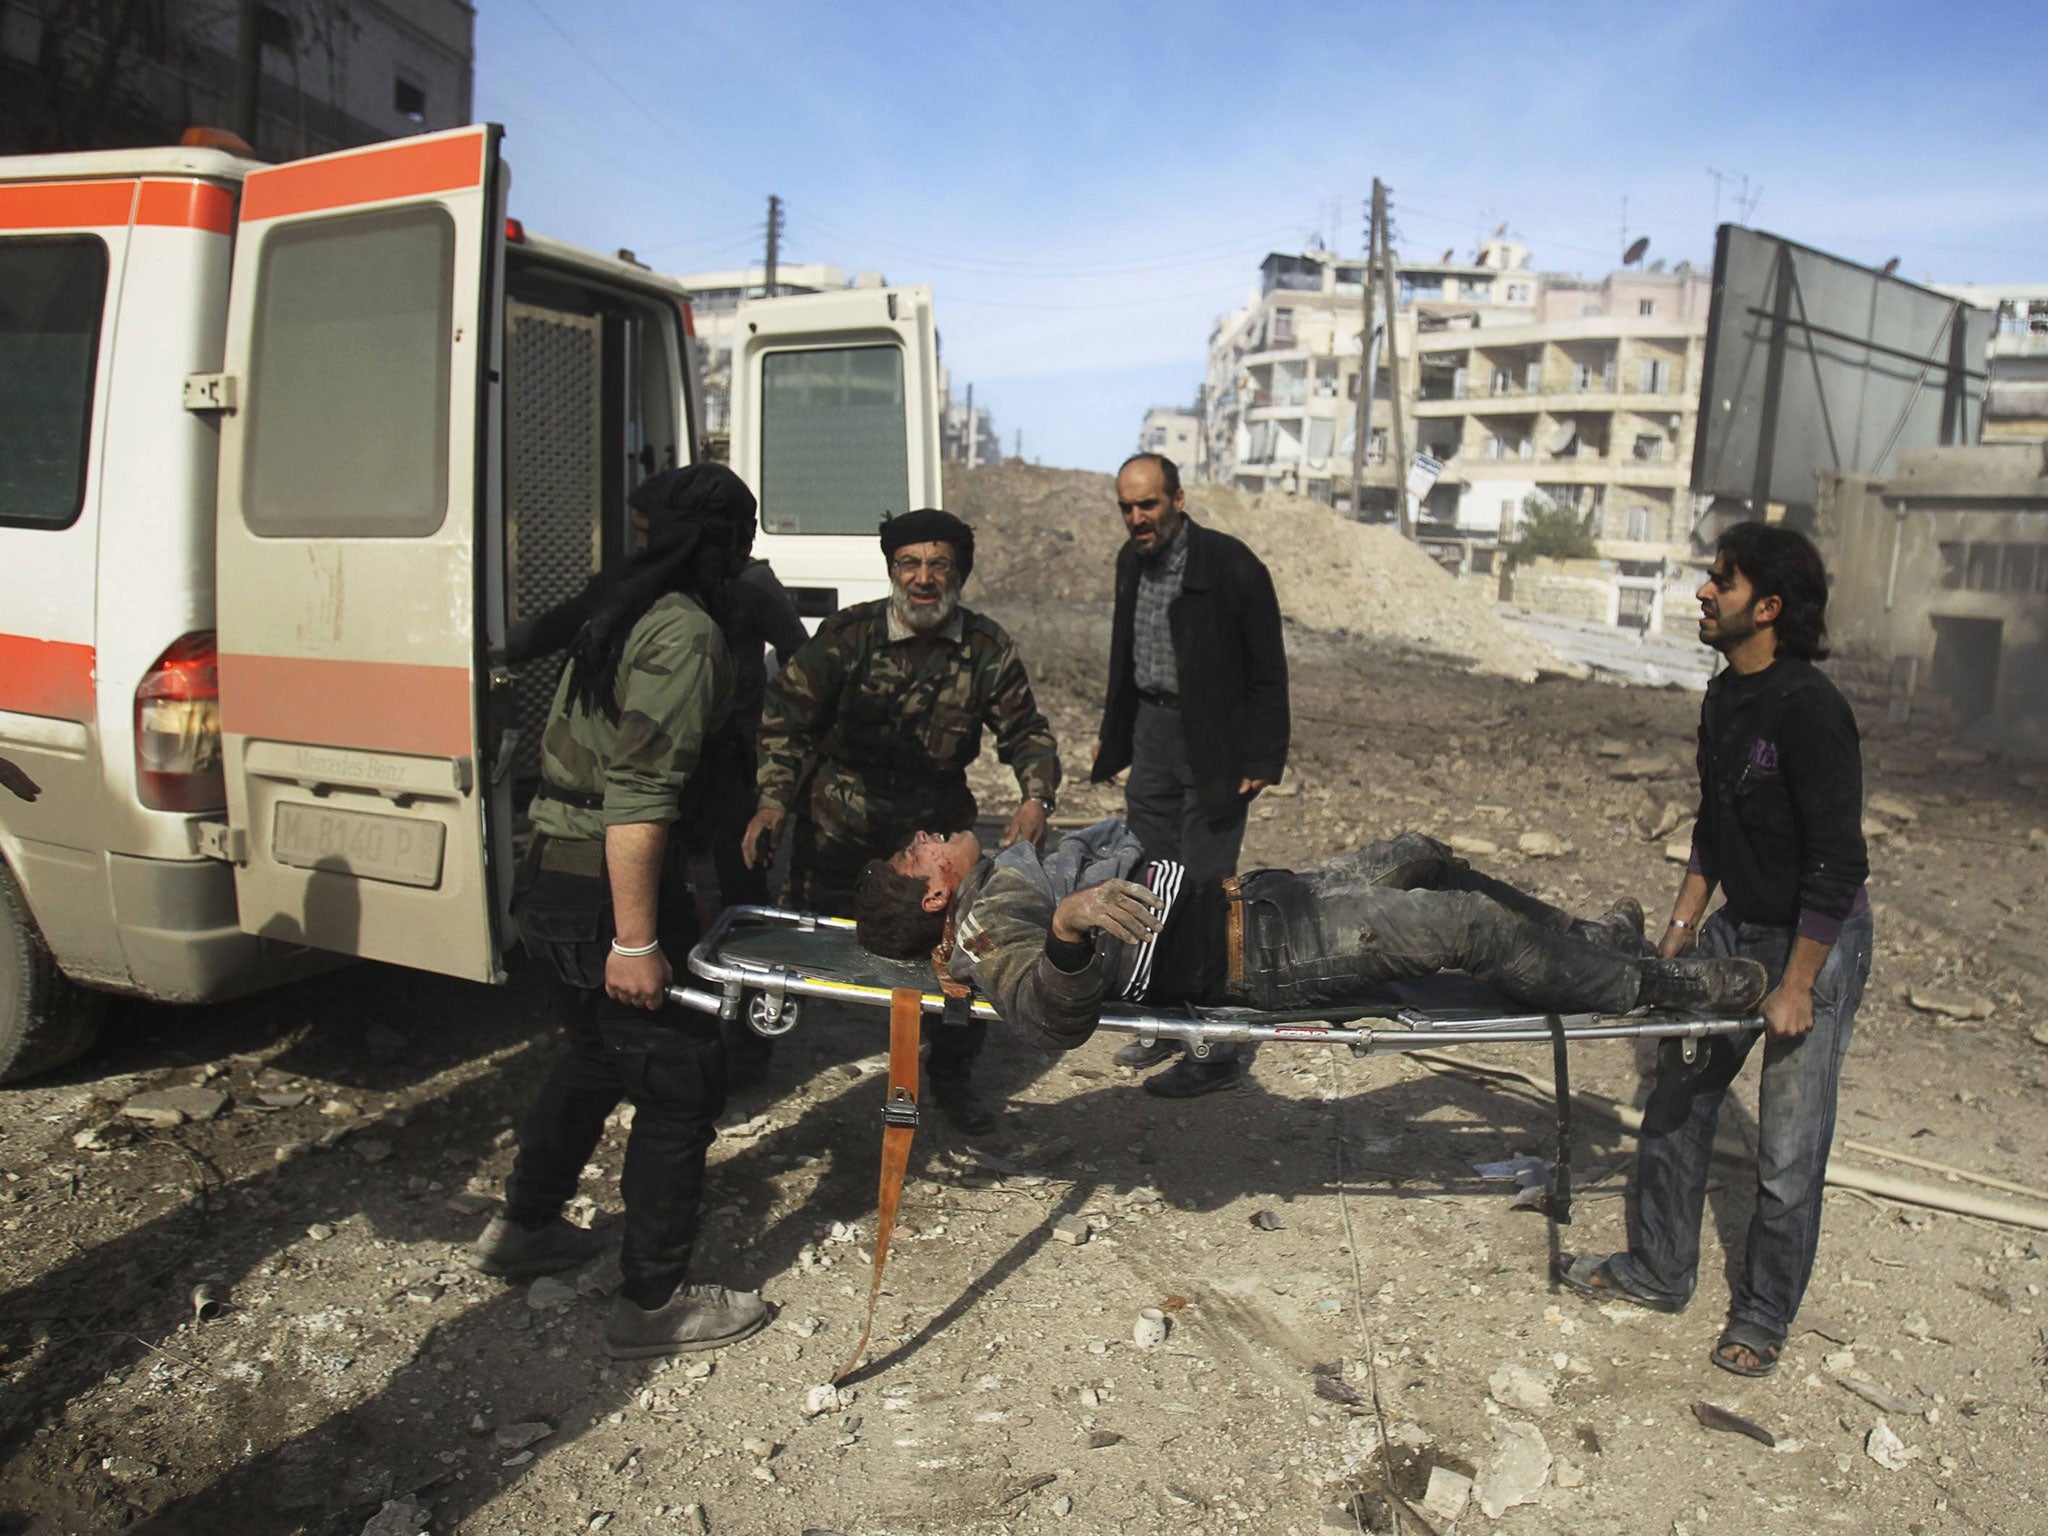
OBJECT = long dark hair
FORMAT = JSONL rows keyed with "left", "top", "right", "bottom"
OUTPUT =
{"left": 1717, "top": 521, "right": 1830, "bottom": 660}
{"left": 564, "top": 464, "right": 757, "bottom": 717}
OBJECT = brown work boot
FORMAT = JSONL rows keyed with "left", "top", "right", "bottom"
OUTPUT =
{"left": 1636, "top": 957, "right": 1768, "bottom": 1015}
{"left": 604, "top": 1284, "right": 770, "bottom": 1360}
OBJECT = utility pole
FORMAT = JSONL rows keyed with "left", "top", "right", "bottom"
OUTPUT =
{"left": 1014, "top": 429, "right": 1022, "bottom": 462}
{"left": 763, "top": 194, "right": 782, "bottom": 297}
{"left": 1375, "top": 179, "right": 1411, "bottom": 540}
{"left": 231, "top": 0, "right": 263, "bottom": 146}
{"left": 965, "top": 383, "right": 977, "bottom": 469}
{"left": 1350, "top": 189, "right": 1379, "bottom": 518}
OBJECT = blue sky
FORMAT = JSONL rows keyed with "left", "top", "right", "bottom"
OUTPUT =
{"left": 475, "top": 0, "right": 2048, "bottom": 473}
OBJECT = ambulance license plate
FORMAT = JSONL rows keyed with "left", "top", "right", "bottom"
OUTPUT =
{"left": 271, "top": 803, "right": 446, "bottom": 889}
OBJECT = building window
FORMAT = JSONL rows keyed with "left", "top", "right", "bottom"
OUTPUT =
{"left": 1271, "top": 308, "right": 1294, "bottom": 346}
{"left": 1500, "top": 498, "right": 1516, "bottom": 524}
{"left": 1525, "top": 360, "right": 1542, "bottom": 392}
{"left": 1490, "top": 365, "right": 1513, "bottom": 395}
{"left": 1966, "top": 542, "right": 2001, "bottom": 591}
{"left": 1506, "top": 283, "right": 1531, "bottom": 303}
{"left": 1937, "top": 542, "right": 1965, "bottom": 589}
{"left": 1368, "top": 426, "right": 1388, "bottom": 463}
{"left": 1571, "top": 362, "right": 1594, "bottom": 391}
{"left": 1625, "top": 505, "right": 1653, "bottom": 541}
{"left": 2004, "top": 544, "right": 2038, "bottom": 594}
{"left": 1471, "top": 547, "right": 1496, "bottom": 575}
{"left": 394, "top": 78, "right": 427, "bottom": 123}
{"left": 1632, "top": 434, "right": 1664, "bottom": 461}
{"left": 1639, "top": 358, "right": 1671, "bottom": 393}
{"left": 1638, "top": 298, "right": 1656, "bottom": 316}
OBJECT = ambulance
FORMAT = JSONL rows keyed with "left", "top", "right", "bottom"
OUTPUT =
{"left": 0, "top": 124, "right": 940, "bottom": 1081}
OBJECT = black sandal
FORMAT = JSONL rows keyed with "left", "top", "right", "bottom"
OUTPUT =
{"left": 1555, "top": 1252, "right": 1689, "bottom": 1314}
{"left": 1712, "top": 1320, "right": 1784, "bottom": 1378}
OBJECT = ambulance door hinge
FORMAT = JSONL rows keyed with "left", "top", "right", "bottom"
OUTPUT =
{"left": 182, "top": 373, "right": 239, "bottom": 414}
{"left": 196, "top": 821, "right": 248, "bottom": 865}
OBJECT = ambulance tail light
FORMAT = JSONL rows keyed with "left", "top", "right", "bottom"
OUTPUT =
{"left": 135, "top": 632, "right": 225, "bottom": 812}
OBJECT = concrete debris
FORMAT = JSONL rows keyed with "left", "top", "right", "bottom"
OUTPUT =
{"left": 1475, "top": 1419, "right": 1551, "bottom": 1517}
{"left": 1488, "top": 1364, "right": 1556, "bottom": 1413}
{"left": 1865, "top": 1418, "right": 1916, "bottom": 1470}
{"left": 741, "top": 1436, "right": 778, "bottom": 1460}
{"left": 1835, "top": 1374, "right": 1927, "bottom": 1419}
{"left": 1051, "top": 1216, "right": 1092, "bottom": 1246}
{"left": 1517, "top": 830, "right": 1572, "bottom": 858}
{"left": 785, "top": 1315, "right": 822, "bottom": 1339}
{"left": 1868, "top": 793, "right": 1919, "bottom": 823}
{"left": 1448, "top": 834, "right": 1500, "bottom": 857}
{"left": 2030, "top": 828, "right": 2048, "bottom": 851}
{"left": 1420, "top": 1464, "right": 1473, "bottom": 1524}
{"left": 360, "top": 1497, "right": 430, "bottom": 1536}
{"left": 802, "top": 1384, "right": 850, "bottom": 1418}
{"left": 101, "top": 1455, "right": 159, "bottom": 1482}
{"left": 1607, "top": 755, "right": 1674, "bottom": 781}
{"left": 494, "top": 1420, "right": 553, "bottom": 1451}
{"left": 444, "top": 1191, "right": 495, "bottom": 1216}
{"left": 1907, "top": 987, "right": 1993, "bottom": 1020}
{"left": 121, "top": 1087, "right": 227, "bottom": 1127}
{"left": 73, "top": 1122, "right": 130, "bottom": 1151}
{"left": 1664, "top": 824, "right": 1696, "bottom": 863}
{"left": 1052, "top": 1494, "right": 1073, "bottom": 1517}
{"left": 526, "top": 1275, "right": 578, "bottom": 1311}
{"left": 350, "top": 1139, "right": 394, "bottom": 1164}
{"left": 1595, "top": 739, "right": 1630, "bottom": 758}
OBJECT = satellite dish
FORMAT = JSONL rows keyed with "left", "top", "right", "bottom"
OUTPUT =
{"left": 1623, "top": 236, "right": 1650, "bottom": 265}
{"left": 1441, "top": 248, "right": 1454, "bottom": 262}
{"left": 1493, "top": 221, "right": 1509, "bottom": 237}
{"left": 1881, "top": 256, "right": 1901, "bottom": 276}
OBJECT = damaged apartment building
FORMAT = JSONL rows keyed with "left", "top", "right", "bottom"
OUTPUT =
{"left": 1199, "top": 240, "right": 1711, "bottom": 632}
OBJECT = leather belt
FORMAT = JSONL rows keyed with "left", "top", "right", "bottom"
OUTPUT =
{"left": 837, "top": 986, "right": 924, "bottom": 1382}
{"left": 534, "top": 780, "right": 606, "bottom": 812}
{"left": 1137, "top": 688, "right": 1180, "bottom": 710}
{"left": 1221, "top": 873, "right": 1246, "bottom": 987}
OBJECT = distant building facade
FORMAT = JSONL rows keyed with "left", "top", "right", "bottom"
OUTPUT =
{"left": 1, "top": 0, "right": 474, "bottom": 160}
{"left": 1138, "top": 406, "right": 1200, "bottom": 471}
{"left": 1935, "top": 284, "right": 2048, "bottom": 443}
{"left": 1200, "top": 238, "right": 1711, "bottom": 631}
{"left": 939, "top": 362, "right": 1001, "bottom": 467}
{"left": 1820, "top": 442, "right": 2048, "bottom": 758}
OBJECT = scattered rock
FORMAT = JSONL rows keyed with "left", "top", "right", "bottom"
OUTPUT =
{"left": 1595, "top": 739, "right": 1630, "bottom": 758}
{"left": 2030, "top": 1027, "right": 2048, "bottom": 1049}
{"left": 1664, "top": 824, "right": 1696, "bottom": 863}
{"left": 574, "top": 1256, "right": 622, "bottom": 1298}
{"left": 1476, "top": 1419, "right": 1551, "bottom": 1518}
{"left": 1052, "top": 1493, "right": 1073, "bottom": 1517}
{"left": 274, "top": 1140, "right": 312, "bottom": 1165}
{"left": 320, "top": 1098, "right": 362, "bottom": 1118}
{"left": 526, "top": 1275, "right": 578, "bottom": 1310}
{"left": 350, "top": 1139, "right": 394, "bottom": 1165}
{"left": 1607, "top": 755, "right": 1673, "bottom": 781}
{"left": 1448, "top": 834, "right": 1499, "bottom": 857}
{"left": 1086, "top": 1429, "right": 1124, "bottom": 1449}
{"left": 360, "top": 1497, "right": 430, "bottom": 1536}
{"left": 1517, "top": 830, "right": 1571, "bottom": 859}
{"left": 785, "top": 1315, "right": 822, "bottom": 1339}
{"left": 101, "top": 1455, "right": 158, "bottom": 1482}
{"left": 1421, "top": 1464, "right": 1473, "bottom": 1524}
{"left": 121, "top": 1087, "right": 228, "bottom": 1128}
{"left": 1865, "top": 1418, "right": 1916, "bottom": 1470}
{"left": 802, "top": 1384, "right": 849, "bottom": 1418}
{"left": 1051, "top": 1216, "right": 1091, "bottom": 1246}
{"left": 1906, "top": 987, "right": 1993, "bottom": 1021}
{"left": 305, "top": 1223, "right": 335, "bottom": 1242}
{"left": 1867, "top": 793, "right": 1919, "bottom": 823}
{"left": 1488, "top": 1363, "right": 1556, "bottom": 1413}
{"left": 741, "top": 1436, "right": 779, "bottom": 1460}
{"left": 445, "top": 1191, "right": 495, "bottom": 1216}
{"left": 1248, "top": 1208, "right": 1285, "bottom": 1231}
{"left": 73, "top": 1122, "right": 130, "bottom": 1151}
{"left": 256, "top": 1089, "right": 310, "bottom": 1109}
{"left": 494, "top": 1420, "right": 553, "bottom": 1451}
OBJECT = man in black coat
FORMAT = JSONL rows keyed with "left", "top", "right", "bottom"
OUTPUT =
{"left": 1089, "top": 452, "right": 1290, "bottom": 1096}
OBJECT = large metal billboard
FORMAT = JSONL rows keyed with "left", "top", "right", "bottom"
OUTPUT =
{"left": 1693, "top": 225, "right": 1990, "bottom": 509}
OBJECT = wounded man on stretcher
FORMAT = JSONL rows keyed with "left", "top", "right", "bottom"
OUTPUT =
{"left": 852, "top": 818, "right": 1766, "bottom": 1050}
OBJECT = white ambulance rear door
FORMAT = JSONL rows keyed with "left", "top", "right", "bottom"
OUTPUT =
{"left": 729, "top": 285, "right": 942, "bottom": 621}
{"left": 212, "top": 125, "right": 513, "bottom": 982}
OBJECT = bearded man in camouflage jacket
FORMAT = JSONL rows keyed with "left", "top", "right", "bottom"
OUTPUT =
{"left": 742, "top": 508, "right": 1061, "bottom": 1133}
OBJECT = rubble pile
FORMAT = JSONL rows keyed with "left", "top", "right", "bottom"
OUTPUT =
{"left": 949, "top": 461, "right": 1568, "bottom": 682}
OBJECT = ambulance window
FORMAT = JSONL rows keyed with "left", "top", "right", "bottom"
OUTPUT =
{"left": 0, "top": 237, "right": 107, "bottom": 530}
{"left": 758, "top": 344, "right": 908, "bottom": 535}
{"left": 245, "top": 205, "right": 454, "bottom": 537}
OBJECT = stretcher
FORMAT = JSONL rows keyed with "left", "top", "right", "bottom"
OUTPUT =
{"left": 668, "top": 904, "right": 1761, "bottom": 1379}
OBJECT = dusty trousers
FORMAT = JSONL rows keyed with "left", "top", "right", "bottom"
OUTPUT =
{"left": 1216, "top": 833, "right": 1643, "bottom": 1015}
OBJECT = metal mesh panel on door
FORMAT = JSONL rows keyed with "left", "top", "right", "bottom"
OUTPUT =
{"left": 507, "top": 302, "right": 603, "bottom": 784}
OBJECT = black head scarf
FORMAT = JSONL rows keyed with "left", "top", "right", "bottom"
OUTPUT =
{"left": 564, "top": 463, "right": 758, "bottom": 718}
{"left": 880, "top": 508, "right": 974, "bottom": 584}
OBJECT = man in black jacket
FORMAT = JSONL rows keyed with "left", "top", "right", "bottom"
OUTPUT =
{"left": 1090, "top": 453, "right": 1290, "bottom": 1096}
{"left": 1558, "top": 522, "right": 1872, "bottom": 1382}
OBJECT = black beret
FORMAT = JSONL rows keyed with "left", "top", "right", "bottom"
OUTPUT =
{"left": 880, "top": 508, "right": 974, "bottom": 583}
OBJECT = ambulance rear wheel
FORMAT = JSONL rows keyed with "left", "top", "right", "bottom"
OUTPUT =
{"left": 0, "top": 863, "right": 103, "bottom": 1084}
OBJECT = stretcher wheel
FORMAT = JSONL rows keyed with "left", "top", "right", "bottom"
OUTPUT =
{"left": 1658, "top": 1035, "right": 1707, "bottom": 1076}
{"left": 746, "top": 991, "right": 800, "bottom": 1038}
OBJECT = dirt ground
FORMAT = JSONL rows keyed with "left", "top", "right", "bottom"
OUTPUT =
{"left": 7, "top": 519, "right": 2048, "bottom": 1534}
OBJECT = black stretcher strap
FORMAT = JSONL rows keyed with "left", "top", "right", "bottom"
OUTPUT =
{"left": 1547, "top": 1011, "right": 1573, "bottom": 1225}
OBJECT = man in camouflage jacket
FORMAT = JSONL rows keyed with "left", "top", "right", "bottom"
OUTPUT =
{"left": 742, "top": 508, "right": 1061, "bottom": 1132}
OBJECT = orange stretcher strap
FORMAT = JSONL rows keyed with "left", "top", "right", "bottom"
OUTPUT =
{"left": 836, "top": 986, "right": 923, "bottom": 1382}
